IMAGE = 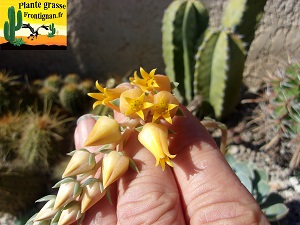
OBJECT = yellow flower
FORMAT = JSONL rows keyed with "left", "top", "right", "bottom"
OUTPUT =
{"left": 88, "top": 81, "right": 129, "bottom": 111}
{"left": 81, "top": 180, "right": 106, "bottom": 213}
{"left": 138, "top": 123, "right": 176, "bottom": 170}
{"left": 84, "top": 116, "right": 122, "bottom": 147}
{"left": 130, "top": 67, "right": 159, "bottom": 92}
{"left": 150, "top": 91, "right": 179, "bottom": 124}
{"left": 119, "top": 88, "right": 153, "bottom": 120}
{"left": 102, "top": 151, "right": 130, "bottom": 188}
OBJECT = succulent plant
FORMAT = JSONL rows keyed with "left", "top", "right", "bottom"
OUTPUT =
{"left": 43, "top": 74, "right": 63, "bottom": 90}
{"left": 18, "top": 108, "right": 71, "bottom": 170}
{"left": 0, "top": 113, "right": 24, "bottom": 163}
{"left": 250, "top": 62, "right": 300, "bottom": 171}
{"left": 64, "top": 73, "right": 80, "bottom": 84}
{"left": 0, "top": 71, "right": 21, "bottom": 113}
{"left": 225, "top": 153, "right": 289, "bottom": 222}
{"left": 59, "top": 83, "right": 86, "bottom": 115}
{"left": 162, "top": 0, "right": 266, "bottom": 119}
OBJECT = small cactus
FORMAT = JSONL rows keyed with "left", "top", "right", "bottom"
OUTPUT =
{"left": 250, "top": 62, "right": 300, "bottom": 171}
{"left": 48, "top": 23, "right": 56, "bottom": 38}
{"left": 225, "top": 153, "right": 289, "bottom": 222}
{"left": 18, "top": 109, "right": 70, "bottom": 170}
{"left": 59, "top": 83, "right": 85, "bottom": 115}
{"left": 43, "top": 74, "right": 63, "bottom": 90}
{"left": 64, "top": 73, "right": 80, "bottom": 84}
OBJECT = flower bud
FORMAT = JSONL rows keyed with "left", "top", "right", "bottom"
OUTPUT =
{"left": 138, "top": 123, "right": 176, "bottom": 170}
{"left": 102, "top": 151, "right": 130, "bottom": 188}
{"left": 84, "top": 116, "right": 122, "bottom": 147}
{"left": 62, "top": 149, "right": 95, "bottom": 178}
{"left": 81, "top": 180, "right": 106, "bottom": 213}
{"left": 153, "top": 75, "right": 172, "bottom": 92}
{"left": 34, "top": 198, "right": 58, "bottom": 222}
{"left": 53, "top": 178, "right": 81, "bottom": 210}
{"left": 58, "top": 201, "right": 82, "bottom": 225}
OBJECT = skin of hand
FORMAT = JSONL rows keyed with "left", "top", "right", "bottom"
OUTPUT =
{"left": 74, "top": 106, "right": 270, "bottom": 225}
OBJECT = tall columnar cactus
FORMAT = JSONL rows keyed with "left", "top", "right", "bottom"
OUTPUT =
{"left": 162, "top": 0, "right": 266, "bottom": 119}
{"left": 48, "top": 22, "right": 56, "bottom": 37}
{"left": 3, "top": 6, "right": 22, "bottom": 44}
{"left": 162, "top": 0, "right": 209, "bottom": 103}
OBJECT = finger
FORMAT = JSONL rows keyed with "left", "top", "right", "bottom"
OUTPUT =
{"left": 113, "top": 112, "right": 186, "bottom": 224}
{"left": 167, "top": 107, "right": 268, "bottom": 224}
{"left": 75, "top": 114, "right": 118, "bottom": 225}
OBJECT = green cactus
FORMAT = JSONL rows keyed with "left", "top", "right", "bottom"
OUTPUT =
{"left": 48, "top": 22, "right": 56, "bottom": 38}
{"left": 18, "top": 110, "right": 69, "bottom": 170}
{"left": 225, "top": 153, "right": 289, "bottom": 222}
{"left": 59, "top": 83, "right": 85, "bottom": 115}
{"left": 64, "top": 73, "right": 80, "bottom": 84}
{"left": 3, "top": 6, "right": 22, "bottom": 44}
{"left": 251, "top": 63, "right": 300, "bottom": 171}
{"left": 43, "top": 74, "right": 63, "bottom": 90}
{"left": 162, "top": 0, "right": 209, "bottom": 103}
{"left": 194, "top": 29, "right": 246, "bottom": 118}
{"left": 162, "top": 0, "right": 266, "bottom": 119}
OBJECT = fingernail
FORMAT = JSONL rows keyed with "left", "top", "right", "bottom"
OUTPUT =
{"left": 77, "top": 114, "right": 95, "bottom": 125}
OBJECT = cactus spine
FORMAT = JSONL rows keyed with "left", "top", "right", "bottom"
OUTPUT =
{"left": 162, "top": 0, "right": 266, "bottom": 119}
{"left": 48, "top": 22, "right": 56, "bottom": 37}
{"left": 162, "top": 0, "right": 209, "bottom": 103}
{"left": 3, "top": 6, "right": 22, "bottom": 44}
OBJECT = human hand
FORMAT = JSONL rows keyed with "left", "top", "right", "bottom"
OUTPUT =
{"left": 74, "top": 106, "right": 270, "bottom": 225}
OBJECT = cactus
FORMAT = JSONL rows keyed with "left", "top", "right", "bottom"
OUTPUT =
{"left": 48, "top": 23, "right": 56, "bottom": 38}
{"left": 18, "top": 109, "right": 70, "bottom": 170}
{"left": 162, "top": 0, "right": 266, "bottom": 119}
{"left": 43, "top": 74, "right": 63, "bottom": 90}
{"left": 59, "top": 83, "right": 85, "bottom": 115}
{"left": 0, "top": 113, "right": 24, "bottom": 163}
{"left": 225, "top": 153, "right": 289, "bottom": 222}
{"left": 250, "top": 62, "right": 300, "bottom": 171}
{"left": 64, "top": 73, "right": 80, "bottom": 84}
{"left": 0, "top": 71, "right": 20, "bottom": 114}
{"left": 162, "top": 0, "right": 209, "bottom": 103}
{"left": 194, "top": 29, "right": 246, "bottom": 118}
{"left": 3, "top": 6, "right": 22, "bottom": 44}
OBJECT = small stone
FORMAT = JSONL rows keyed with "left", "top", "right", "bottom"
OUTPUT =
{"left": 289, "top": 177, "right": 299, "bottom": 186}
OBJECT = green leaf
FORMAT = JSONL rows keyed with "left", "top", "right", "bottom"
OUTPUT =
{"left": 52, "top": 177, "right": 76, "bottom": 188}
{"left": 263, "top": 203, "right": 289, "bottom": 222}
{"left": 35, "top": 195, "right": 56, "bottom": 202}
{"left": 73, "top": 181, "right": 82, "bottom": 197}
{"left": 89, "top": 153, "right": 96, "bottom": 166}
{"left": 236, "top": 171, "right": 253, "bottom": 193}
{"left": 129, "top": 158, "right": 139, "bottom": 173}
{"left": 225, "top": 153, "right": 237, "bottom": 167}
{"left": 82, "top": 178, "right": 99, "bottom": 187}
{"left": 232, "top": 162, "right": 254, "bottom": 180}
{"left": 110, "top": 98, "right": 120, "bottom": 107}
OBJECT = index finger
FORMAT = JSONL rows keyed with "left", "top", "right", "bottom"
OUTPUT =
{"left": 166, "top": 106, "right": 268, "bottom": 224}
